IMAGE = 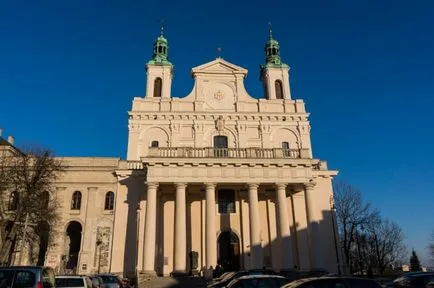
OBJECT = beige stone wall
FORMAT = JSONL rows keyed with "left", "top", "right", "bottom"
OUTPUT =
{"left": 45, "top": 157, "right": 119, "bottom": 275}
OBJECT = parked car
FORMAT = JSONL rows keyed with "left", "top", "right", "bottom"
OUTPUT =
{"left": 207, "top": 270, "right": 278, "bottom": 288}
{"left": 0, "top": 266, "right": 56, "bottom": 288}
{"left": 89, "top": 276, "right": 105, "bottom": 288}
{"left": 226, "top": 275, "right": 290, "bottom": 288}
{"left": 383, "top": 272, "right": 434, "bottom": 288}
{"left": 93, "top": 275, "right": 123, "bottom": 288}
{"left": 281, "top": 276, "right": 382, "bottom": 288}
{"left": 55, "top": 276, "right": 93, "bottom": 288}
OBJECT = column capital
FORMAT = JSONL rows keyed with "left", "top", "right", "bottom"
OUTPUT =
{"left": 275, "top": 183, "right": 288, "bottom": 190}
{"left": 205, "top": 182, "right": 216, "bottom": 189}
{"left": 248, "top": 183, "right": 259, "bottom": 190}
{"left": 175, "top": 182, "right": 187, "bottom": 189}
{"left": 304, "top": 181, "right": 316, "bottom": 190}
{"left": 146, "top": 182, "right": 159, "bottom": 189}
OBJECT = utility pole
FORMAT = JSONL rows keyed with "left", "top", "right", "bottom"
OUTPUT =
{"left": 330, "top": 196, "right": 342, "bottom": 275}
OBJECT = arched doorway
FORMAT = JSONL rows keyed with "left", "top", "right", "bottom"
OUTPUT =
{"left": 35, "top": 221, "right": 50, "bottom": 266}
{"left": 66, "top": 221, "right": 82, "bottom": 271}
{"left": 217, "top": 230, "right": 240, "bottom": 271}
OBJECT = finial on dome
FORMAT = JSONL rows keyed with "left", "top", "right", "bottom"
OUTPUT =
{"left": 160, "top": 18, "right": 164, "bottom": 36}
{"left": 268, "top": 21, "right": 273, "bottom": 39}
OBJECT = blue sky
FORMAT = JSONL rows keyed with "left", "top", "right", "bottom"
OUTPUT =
{"left": 1, "top": 0, "right": 433, "bottom": 265}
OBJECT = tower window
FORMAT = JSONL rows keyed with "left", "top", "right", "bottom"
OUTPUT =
{"left": 218, "top": 189, "right": 235, "bottom": 214}
{"left": 41, "top": 191, "right": 49, "bottom": 209}
{"left": 275, "top": 80, "right": 283, "bottom": 99}
{"left": 151, "top": 141, "right": 159, "bottom": 148}
{"left": 272, "top": 48, "right": 277, "bottom": 55}
{"left": 104, "top": 191, "right": 115, "bottom": 210}
{"left": 153, "top": 77, "right": 162, "bottom": 97}
{"left": 158, "top": 46, "right": 163, "bottom": 53}
{"left": 71, "top": 191, "right": 82, "bottom": 210}
{"left": 8, "top": 191, "right": 19, "bottom": 211}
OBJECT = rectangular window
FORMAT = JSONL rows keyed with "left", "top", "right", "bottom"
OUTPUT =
{"left": 218, "top": 189, "right": 235, "bottom": 214}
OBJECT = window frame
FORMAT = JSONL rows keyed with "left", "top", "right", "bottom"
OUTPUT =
{"left": 217, "top": 189, "right": 236, "bottom": 214}
{"left": 104, "top": 191, "right": 115, "bottom": 211}
{"left": 71, "top": 191, "right": 82, "bottom": 210}
{"left": 153, "top": 77, "right": 162, "bottom": 97}
{"left": 275, "top": 80, "right": 284, "bottom": 99}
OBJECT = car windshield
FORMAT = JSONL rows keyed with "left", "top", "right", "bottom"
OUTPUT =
{"left": 0, "top": 270, "right": 14, "bottom": 288}
{"left": 56, "top": 278, "right": 85, "bottom": 287}
{"left": 99, "top": 276, "right": 119, "bottom": 283}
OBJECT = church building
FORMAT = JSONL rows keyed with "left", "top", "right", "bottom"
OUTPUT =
{"left": 5, "top": 28, "right": 340, "bottom": 277}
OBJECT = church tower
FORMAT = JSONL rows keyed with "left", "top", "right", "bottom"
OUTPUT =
{"left": 260, "top": 26, "right": 292, "bottom": 100}
{"left": 145, "top": 26, "right": 173, "bottom": 98}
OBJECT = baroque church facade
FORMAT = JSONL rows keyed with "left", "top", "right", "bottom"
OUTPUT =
{"left": 3, "top": 29, "right": 340, "bottom": 277}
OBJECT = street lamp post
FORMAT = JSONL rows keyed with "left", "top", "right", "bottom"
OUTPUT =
{"left": 330, "top": 196, "right": 342, "bottom": 275}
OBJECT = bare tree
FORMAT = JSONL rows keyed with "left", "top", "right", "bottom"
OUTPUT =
{"left": 333, "top": 180, "right": 379, "bottom": 273}
{"left": 364, "top": 217, "right": 407, "bottom": 274}
{"left": 0, "top": 147, "right": 64, "bottom": 265}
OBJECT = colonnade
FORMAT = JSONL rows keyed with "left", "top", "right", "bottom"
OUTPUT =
{"left": 141, "top": 182, "right": 318, "bottom": 274}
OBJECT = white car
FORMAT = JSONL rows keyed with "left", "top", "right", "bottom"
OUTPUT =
{"left": 55, "top": 276, "right": 93, "bottom": 288}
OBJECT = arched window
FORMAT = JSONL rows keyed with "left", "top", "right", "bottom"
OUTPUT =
{"left": 153, "top": 77, "right": 162, "bottom": 97}
{"left": 275, "top": 80, "right": 284, "bottom": 99}
{"left": 104, "top": 191, "right": 115, "bottom": 210}
{"left": 71, "top": 191, "right": 82, "bottom": 210}
{"left": 8, "top": 191, "right": 19, "bottom": 211}
{"left": 151, "top": 141, "right": 159, "bottom": 148}
{"left": 218, "top": 189, "right": 235, "bottom": 214}
{"left": 41, "top": 191, "right": 49, "bottom": 209}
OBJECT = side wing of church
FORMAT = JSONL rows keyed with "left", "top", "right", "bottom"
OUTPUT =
{"left": 19, "top": 30, "right": 340, "bottom": 277}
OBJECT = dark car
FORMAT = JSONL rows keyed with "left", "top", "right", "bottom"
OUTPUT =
{"left": 226, "top": 275, "right": 290, "bottom": 288}
{"left": 282, "top": 276, "right": 382, "bottom": 288}
{"left": 0, "top": 266, "right": 56, "bottom": 288}
{"left": 93, "top": 275, "right": 123, "bottom": 288}
{"left": 207, "top": 270, "right": 278, "bottom": 288}
{"left": 384, "top": 272, "right": 434, "bottom": 288}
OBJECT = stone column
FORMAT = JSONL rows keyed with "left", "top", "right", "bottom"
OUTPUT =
{"left": 248, "top": 183, "right": 262, "bottom": 269}
{"left": 276, "top": 183, "right": 293, "bottom": 270}
{"left": 174, "top": 183, "right": 187, "bottom": 273}
{"left": 205, "top": 183, "right": 217, "bottom": 268}
{"left": 304, "top": 182, "right": 319, "bottom": 270}
{"left": 143, "top": 182, "right": 158, "bottom": 274}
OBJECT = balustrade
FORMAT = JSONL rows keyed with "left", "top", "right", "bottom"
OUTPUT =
{"left": 147, "top": 147, "right": 307, "bottom": 159}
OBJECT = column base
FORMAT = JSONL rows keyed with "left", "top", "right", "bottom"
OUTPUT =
{"left": 138, "top": 270, "right": 157, "bottom": 281}
{"left": 170, "top": 270, "right": 189, "bottom": 277}
{"left": 308, "top": 268, "right": 328, "bottom": 277}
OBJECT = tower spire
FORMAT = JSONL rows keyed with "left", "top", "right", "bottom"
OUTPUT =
{"left": 160, "top": 18, "right": 164, "bottom": 36}
{"left": 147, "top": 21, "right": 172, "bottom": 66}
{"left": 262, "top": 23, "right": 287, "bottom": 67}
{"left": 268, "top": 21, "right": 273, "bottom": 40}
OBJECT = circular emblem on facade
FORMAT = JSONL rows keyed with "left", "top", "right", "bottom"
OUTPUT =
{"left": 214, "top": 90, "right": 225, "bottom": 101}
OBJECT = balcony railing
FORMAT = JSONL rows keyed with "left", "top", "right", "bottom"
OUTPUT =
{"left": 147, "top": 147, "right": 309, "bottom": 159}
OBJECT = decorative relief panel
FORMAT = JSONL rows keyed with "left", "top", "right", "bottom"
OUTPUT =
{"left": 94, "top": 226, "right": 111, "bottom": 273}
{"left": 203, "top": 82, "right": 235, "bottom": 111}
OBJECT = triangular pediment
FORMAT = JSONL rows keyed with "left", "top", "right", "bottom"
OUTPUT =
{"left": 191, "top": 58, "right": 248, "bottom": 76}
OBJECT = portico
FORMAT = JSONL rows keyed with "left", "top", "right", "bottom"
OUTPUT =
{"left": 138, "top": 159, "right": 324, "bottom": 275}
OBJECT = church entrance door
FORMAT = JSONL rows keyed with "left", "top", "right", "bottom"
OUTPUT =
{"left": 217, "top": 230, "right": 240, "bottom": 271}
